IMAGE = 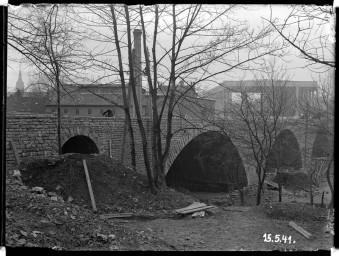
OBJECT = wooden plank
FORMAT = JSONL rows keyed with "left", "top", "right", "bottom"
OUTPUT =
{"left": 175, "top": 202, "right": 206, "bottom": 213}
{"left": 176, "top": 205, "right": 217, "bottom": 215}
{"left": 289, "top": 221, "right": 313, "bottom": 239}
{"left": 10, "top": 140, "right": 20, "bottom": 167}
{"left": 83, "top": 159, "right": 97, "bottom": 212}
{"left": 100, "top": 213, "right": 133, "bottom": 219}
{"left": 264, "top": 180, "right": 279, "bottom": 189}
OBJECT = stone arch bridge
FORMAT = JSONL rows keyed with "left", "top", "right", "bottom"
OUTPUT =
{"left": 6, "top": 114, "right": 327, "bottom": 185}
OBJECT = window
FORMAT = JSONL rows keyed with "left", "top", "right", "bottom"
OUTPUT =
{"left": 76, "top": 109, "right": 79, "bottom": 115}
{"left": 64, "top": 109, "right": 68, "bottom": 114}
{"left": 88, "top": 109, "right": 92, "bottom": 115}
{"left": 52, "top": 108, "right": 55, "bottom": 113}
{"left": 100, "top": 109, "right": 103, "bottom": 115}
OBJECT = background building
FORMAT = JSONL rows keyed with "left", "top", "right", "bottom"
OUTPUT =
{"left": 207, "top": 80, "right": 318, "bottom": 118}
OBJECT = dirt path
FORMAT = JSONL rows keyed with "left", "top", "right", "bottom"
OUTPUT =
{"left": 124, "top": 206, "right": 332, "bottom": 251}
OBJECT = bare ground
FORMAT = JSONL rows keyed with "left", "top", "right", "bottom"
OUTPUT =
{"left": 5, "top": 154, "right": 334, "bottom": 251}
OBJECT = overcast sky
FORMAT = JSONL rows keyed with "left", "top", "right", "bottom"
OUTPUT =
{"left": 7, "top": 4, "right": 334, "bottom": 92}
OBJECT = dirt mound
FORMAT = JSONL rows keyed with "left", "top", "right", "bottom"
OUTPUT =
{"left": 18, "top": 154, "right": 196, "bottom": 214}
{"left": 6, "top": 171, "right": 176, "bottom": 250}
{"left": 253, "top": 202, "right": 328, "bottom": 222}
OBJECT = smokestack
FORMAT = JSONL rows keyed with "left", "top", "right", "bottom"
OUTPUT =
{"left": 133, "top": 29, "right": 142, "bottom": 88}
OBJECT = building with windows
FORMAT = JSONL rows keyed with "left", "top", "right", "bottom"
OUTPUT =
{"left": 207, "top": 80, "right": 318, "bottom": 118}
{"left": 45, "top": 28, "right": 215, "bottom": 120}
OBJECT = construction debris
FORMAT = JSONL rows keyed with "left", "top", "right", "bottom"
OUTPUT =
{"left": 175, "top": 202, "right": 217, "bottom": 215}
{"left": 192, "top": 211, "right": 205, "bottom": 218}
{"left": 289, "top": 221, "right": 314, "bottom": 239}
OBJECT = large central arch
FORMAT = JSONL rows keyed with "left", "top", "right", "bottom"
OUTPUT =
{"left": 165, "top": 131, "right": 248, "bottom": 192}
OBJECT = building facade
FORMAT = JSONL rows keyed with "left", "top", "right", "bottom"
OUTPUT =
{"left": 207, "top": 80, "right": 318, "bottom": 118}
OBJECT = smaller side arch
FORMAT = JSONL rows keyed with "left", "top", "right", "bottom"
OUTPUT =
{"left": 267, "top": 129, "right": 302, "bottom": 171}
{"left": 62, "top": 135, "right": 99, "bottom": 154}
{"left": 52, "top": 126, "right": 104, "bottom": 154}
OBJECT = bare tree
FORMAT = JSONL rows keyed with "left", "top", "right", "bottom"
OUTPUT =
{"left": 266, "top": 5, "right": 335, "bottom": 71}
{"left": 63, "top": 4, "right": 287, "bottom": 193}
{"left": 297, "top": 69, "right": 334, "bottom": 208}
{"left": 8, "top": 4, "right": 92, "bottom": 154}
{"left": 213, "top": 58, "right": 295, "bottom": 205}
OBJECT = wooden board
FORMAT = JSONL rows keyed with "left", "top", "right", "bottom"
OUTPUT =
{"left": 9, "top": 140, "right": 20, "bottom": 167}
{"left": 264, "top": 180, "right": 279, "bottom": 189}
{"left": 176, "top": 205, "right": 217, "bottom": 215}
{"left": 100, "top": 213, "right": 133, "bottom": 219}
{"left": 289, "top": 221, "right": 314, "bottom": 239}
{"left": 175, "top": 202, "right": 206, "bottom": 213}
{"left": 83, "top": 159, "right": 97, "bottom": 212}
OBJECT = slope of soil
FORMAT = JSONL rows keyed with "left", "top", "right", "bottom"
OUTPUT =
{"left": 18, "top": 154, "right": 196, "bottom": 214}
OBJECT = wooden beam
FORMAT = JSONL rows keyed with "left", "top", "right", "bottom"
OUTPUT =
{"left": 100, "top": 213, "right": 132, "bottom": 219}
{"left": 83, "top": 159, "right": 97, "bottom": 212}
{"left": 289, "top": 221, "right": 314, "bottom": 239}
{"left": 9, "top": 140, "right": 20, "bottom": 167}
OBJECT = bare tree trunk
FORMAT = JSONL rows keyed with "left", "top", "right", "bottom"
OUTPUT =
{"left": 139, "top": 5, "right": 164, "bottom": 188}
{"left": 125, "top": 5, "right": 156, "bottom": 194}
{"left": 326, "top": 156, "right": 333, "bottom": 208}
{"left": 110, "top": 5, "right": 136, "bottom": 170}
{"left": 56, "top": 80, "right": 61, "bottom": 154}
{"left": 256, "top": 170, "right": 262, "bottom": 206}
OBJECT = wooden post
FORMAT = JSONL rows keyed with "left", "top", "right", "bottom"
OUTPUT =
{"left": 289, "top": 221, "right": 313, "bottom": 239}
{"left": 109, "top": 139, "right": 112, "bottom": 158}
{"left": 10, "top": 140, "right": 20, "bottom": 168}
{"left": 83, "top": 159, "right": 97, "bottom": 212}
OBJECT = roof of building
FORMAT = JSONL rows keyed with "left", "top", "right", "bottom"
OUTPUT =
{"left": 46, "top": 92, "right": 123, "bottom": 106}
{"left": 207, "top": 80, "right": 318, "bottom": 95}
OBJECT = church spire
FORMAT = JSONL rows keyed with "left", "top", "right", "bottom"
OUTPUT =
{"left": 16, "top": 69, "right": 24, "bottom": 91}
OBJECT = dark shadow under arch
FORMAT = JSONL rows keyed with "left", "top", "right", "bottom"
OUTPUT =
{"left": 62, "top": 135, "right": 99, "bottom": 154}
{"left": 166, "top": 131, "right": 247, "bottom": 192}
{"left": 267, "top": 129, "right": 302, "bottom": 171}
{"left": 312, "top": 129, "right": 330, "bottom": 158}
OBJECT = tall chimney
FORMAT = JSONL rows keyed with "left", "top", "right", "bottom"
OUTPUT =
{"left": 133, "top": 29, "right": 142, "bottom": 116}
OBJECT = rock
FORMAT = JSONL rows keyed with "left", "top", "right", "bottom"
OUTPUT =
{"left": 109, "top": 245, "right": 119, "bottom": 250}
{"left": 17, "top": 238, "right": 26, "bottom": 245}
{"left": 32, "top": 231, "right": 43, "bottom": 238}
{"left": 56, "top": 185, "right": 61, "bottom": 190}
{"left": 108, "top": 234, "right": 116, "bottom": 240}
{"left": 48, "top": 231, "right": 56, "bottom": 235}
{"left": 68, "top": 196, "right": 73, "bottom": 202}
{"left": 96, "top": 233, "right": 108, "bottom": 241}
{"left": 31, "top": 187, "right": 44, "bottom": 193}
{"left": 19, "top": 230, "right": 27, "bottom": 237}
{"left": 12, "top": 170, "right": 21, "bottom": 177}
{"left": 48, "top": 192, "right": 58, "bottom": 197}
{"left": 51, "top": 196, "right": 58, "bottom": 201}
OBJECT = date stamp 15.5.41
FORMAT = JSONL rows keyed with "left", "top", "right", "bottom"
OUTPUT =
{"left": 263, "top": 233, "right": 296, "bottom": 244}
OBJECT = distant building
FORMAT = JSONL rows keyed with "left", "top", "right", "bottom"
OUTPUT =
{"left": 45, "top": 28, "right": 215, "bottom": 119}
{"left": 7, "top": 70, "right": 47, "bottom": 114}
{"left": 15, "top": 69, "right": 25, "bottom": 91}
{"left": 207, "top": 80, "right": 318, "bottom": 118}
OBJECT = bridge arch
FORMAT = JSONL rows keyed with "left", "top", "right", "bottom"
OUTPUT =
{"left": 267, "top": 129, "right": 302, "bottom": 172}
{"left": 62, "top": 135, "right": 99, "bottom": 154}
{"left": 165, "top": 130, "right": 247, "bottom": 192}
{"left": 52, "top": 126, "right": 103, "bottom": 154}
